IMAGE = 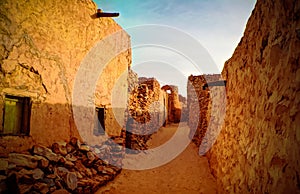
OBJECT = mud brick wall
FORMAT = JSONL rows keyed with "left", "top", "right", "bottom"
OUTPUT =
{"left": 207, "top": 0, "right": 300, "bottom": 193}
{"left": 0, "top": 0, "right": 131, "bottom": 152}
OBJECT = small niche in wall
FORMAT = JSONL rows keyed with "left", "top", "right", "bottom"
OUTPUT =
{"left": 94, "top": 107, "right": 105, "bottom": 136}
{"left": 1, "top": 95, "right": 31, "bottom": 136}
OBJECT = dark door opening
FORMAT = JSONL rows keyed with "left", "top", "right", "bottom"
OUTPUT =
{"left": 163, "top": 98, "right": 166, "bottom": 127}
{"left": 94, "top": 107, "right": 105, "bottom": 135}
{"left": 2, "top": 95, "right": 31, "bottom": 135}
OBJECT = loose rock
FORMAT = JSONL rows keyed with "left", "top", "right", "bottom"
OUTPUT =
{"left": 0, "top": 138, "right": 124, "bottom": 193}
{"left": 8, "top": 153, "right": 38, "bottom": 169}
{"left": 33, "top": 145, "right": 60, "bottom": 162}
{"left": 32, "top": 168, "right": 44, "bottom": 180}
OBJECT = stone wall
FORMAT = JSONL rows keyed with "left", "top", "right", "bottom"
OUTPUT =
{"left": 161, "top": 85, "right": 182, "bottom": 123}
{"left": 126, "top": 77, "right": 167, "bottom": 151}
{"left": 207, "top": 0, "right": 300, "bottom": 193}
{"left": 0, "top": 0, "right": 131, "bottom": 152}
{"left": 178, "top": 94, "right": 187, "bottom": 122}
{"left": 187, "top": 74, "right": 221, "bottom": 144}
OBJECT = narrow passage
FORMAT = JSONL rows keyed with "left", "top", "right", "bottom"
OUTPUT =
{"left": 96, "top": 123, "right": 217, "bottom": 194}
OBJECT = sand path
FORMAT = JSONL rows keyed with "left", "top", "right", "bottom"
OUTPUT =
{"left": 96, "top": 123, "right": 217, "bottom": 194}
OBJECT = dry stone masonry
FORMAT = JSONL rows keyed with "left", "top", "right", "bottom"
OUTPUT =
{"left": 125, "top": 76, "right": 184, "bottom": 152}
{"left": 187, "top": 74, "right": 220, "bottom": 144}
{"left": 126, "top": 77, "right": 167, "bottom": 151}
{"left": 205, "top": 0, "right": 300, "bottom": 193}
{"left": 161, "top": 85, "right": 182, "bottom": 124}
{"left": 178, "top": 94, "right": 188, "bottom": 122}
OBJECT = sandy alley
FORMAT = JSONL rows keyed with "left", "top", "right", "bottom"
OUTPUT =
{"left": 96, "top": 123, "right": 217, "bottom": 194}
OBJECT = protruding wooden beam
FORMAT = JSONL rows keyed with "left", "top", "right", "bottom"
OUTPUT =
{"left": 203, "top": 80, "right": 227, "bottom": 90}
{"left": 96, "top": 9, "right": 119, "bottom": 18}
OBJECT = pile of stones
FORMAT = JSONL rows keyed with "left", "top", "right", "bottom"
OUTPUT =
{"left": 0, "top": 137, "right": 125, "bottom": 194}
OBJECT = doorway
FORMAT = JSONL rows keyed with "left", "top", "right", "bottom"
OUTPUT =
{"left": 94, "top": 107, "right": 105, "bottom": 135}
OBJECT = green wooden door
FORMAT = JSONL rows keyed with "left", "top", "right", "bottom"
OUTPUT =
{"left": 3, "top": 97, "right": 23, "bottom": 134}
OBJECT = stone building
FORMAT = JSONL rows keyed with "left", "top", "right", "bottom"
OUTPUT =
{"left": 0, "top": 0, "right": 131, "bottom": 153}
{"left": 187, "top": 74, "right": 224, "bottom": 144}
{"left": 204, "top": 0, "right": 300, "bottom": 193}
{"left": 178, "top": 94, "right": 188, "bottom": 122}
{"left": 161, "top": 85, "right": 182, "bottom": 124}
{"left": 126, "top": 77, "right": 168, "bottom": 150}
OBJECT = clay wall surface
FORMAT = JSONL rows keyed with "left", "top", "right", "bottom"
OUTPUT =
{"left": 0, "top": 0, "right": 131, "bottom": 152}
{"left": 207, "top": 0, "right": 300, "bottom": 193}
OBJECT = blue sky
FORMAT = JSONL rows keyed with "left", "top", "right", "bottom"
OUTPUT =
{"left": 94, "top": 0, "right": 256, "bottom": 96}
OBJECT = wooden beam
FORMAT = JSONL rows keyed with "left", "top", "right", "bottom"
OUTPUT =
{"left": 203, "top": 80, "right": 226, "bottom": 90}
{"left": 96, "top": 9, "right": 119, "bottom": 18}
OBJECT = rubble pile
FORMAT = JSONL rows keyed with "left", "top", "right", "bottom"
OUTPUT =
{"left": 0, "top": 137, "right": 124, "bottom": 194}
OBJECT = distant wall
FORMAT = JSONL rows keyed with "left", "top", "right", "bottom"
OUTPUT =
{"left": 187, "top": 74, "right": 221, "bottom": 144}
{"left": 0, "top": 0, "right": 131, "bottom": 152}
{"left": 178, "top": 94, "right": 187, "bottom": 122}
{"left": 161, "top": 85, "right": 182, "bottom": 123}
{"left": 207, "top": 0, "right": 300, "bottom": 193}
{"left": 127, "top": 77, "right": 167, "bottom": 150}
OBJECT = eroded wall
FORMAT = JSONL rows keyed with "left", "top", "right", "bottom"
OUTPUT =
{"left": 187, "top": 74, "right": 221, "bottom": 145}
{"left": 127, "top": 77, "right": 167, "bottom": 150}
{"left": 178, "top": 94, "right": 187, "bottom": 122}
{"left": 207, "top": 0, "right": 300, "bottom": 193}
{"left": 0, "top": 0, "right": 131, "bottom": 152}
{"left": 161, "top": 85, "right": 182, "bottom": 123}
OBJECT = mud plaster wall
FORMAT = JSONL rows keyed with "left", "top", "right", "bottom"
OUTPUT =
{"left": 206, "top": 0, "right": 300, "bottom": 193}
{"left": 0, "top": 0, "right": 131, "bottom": 153}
